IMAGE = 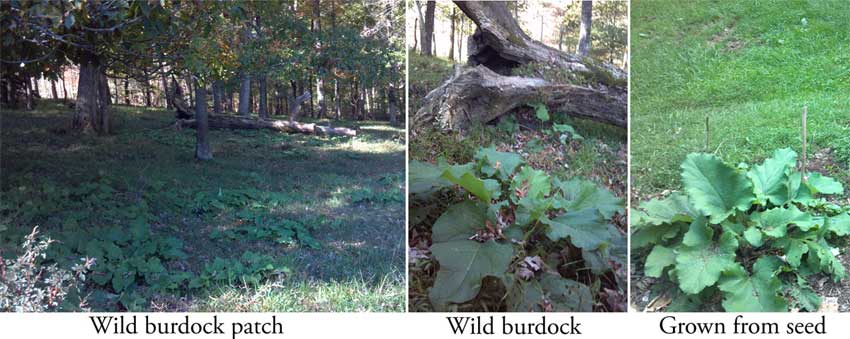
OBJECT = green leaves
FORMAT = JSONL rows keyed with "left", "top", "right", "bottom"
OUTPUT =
{"left": 531, "top": 103, "right": 550, "bottom": 122}
{"left": 543, "top": 208, "right": 611, "bottom": 249}
{"left": 747, "top": 148, "right": 796, "bottom": 206}
{"left": 644, "top": 245, "right": 676, "bottom": 278}
{"left": 634, "top": 149, "right": 849, "bottom": 312}
{"left": 414, "top": 147, "right": 623, "bottom": 311}
{"left": 429, "top": 240, "right": 514, "bottom": 310}
{"left": 675, "top": 231, "right": 739, "bottom": 294}
{"left": 681, "top": 153, "right": 754, "bottom": 223}
{"left": 718, "top": 257, "right": 787, "bottom": 312}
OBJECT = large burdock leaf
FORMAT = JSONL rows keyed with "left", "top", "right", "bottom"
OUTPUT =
{"left": 675, "top": 231, "right": 739, "bottom": 294}
{"left": 826, "top": 213, "right": 850, "bottom": 237}
{"left": 441, "top": 162, "right": 499, "bottom": 202}
{"left": 554, "top": 178, "right": 623, "bottom": 218}
{"left": 718, "top": 256, "right": 787, "bottom": 312}
{"left": 475, "top": 146, "right": 524, "bottom": 181}
{"left": 752, "top": 205, "right": 813, "bottom": 237}
{"left": 429, "top": 240, "right": 514, "bottom": 310}
{"left": 510, "top": 166, "right": 551, "bottom": 203}
{"left": 409, "top": 160, "right": 452, "bottom": 196}
{"left": 747, "top": 148, "right": 796, "bottom": 206}
{"left": 432, "top": 201, "right": 488, "bottom": 242}
{"left": 543, "top": 208, "right": 611, "bottom": 250}
{"left": 805, "top": 172, "right": 844, "bottom": 195}
{"left": 506, "top": 273, "right": 593, "bottom": 312}
{"left": 806, "top": 240, "right": 846, "bottom": 281}
{"left": 633, "top": 193, "right": 694, "bottom": 226}
{"left": 681, "top": 153, "right": 754, "bottom": 223}
{"left": 644, "top": 245, "right": 676, "bottom": 278}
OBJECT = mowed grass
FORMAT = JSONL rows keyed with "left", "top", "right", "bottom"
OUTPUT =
{"left": 0, "top": 101, "right": 405, "bottom": 311}
{"left": 631, "top": 0, "right": 850, "bottom": 197}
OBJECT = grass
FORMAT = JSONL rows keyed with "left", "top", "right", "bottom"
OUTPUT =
{"left": 0, "top": 100, "right": 405, "bottom": 311}
{"left": 631, "top": 0, "right": 850, "bottom": 198}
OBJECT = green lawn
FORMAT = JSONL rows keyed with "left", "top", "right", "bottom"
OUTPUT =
{"left": 630, "top": 0, "right": 850, "bottom": 198}
{"left": 0, "top": 101, "right": 405, "bottom": 312}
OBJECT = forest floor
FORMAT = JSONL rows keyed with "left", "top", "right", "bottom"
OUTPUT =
{"left": 407, "top": 52, "right": 628, "bottom": 311}
{"left": 0, "top": 100, "right": 405, "bottom": 311}
{"left": 630, "top": 0, "right": 850, "bottom": 311}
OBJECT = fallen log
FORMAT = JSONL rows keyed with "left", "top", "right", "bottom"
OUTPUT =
{"left": 413, "top": 65, "right": 626, "bottom": 132}
{"left": 175, "top": 114, "right": 356, "bottom": 137}
{"left": 455, "top": 1, "right": 626, "bottom": 82}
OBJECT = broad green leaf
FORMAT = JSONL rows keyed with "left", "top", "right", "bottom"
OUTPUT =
{"left": 510, "top": 166, "right": 551, "bottom": 203}
{"left": 431, "top": 201, "right": 488, "bottom": 243}
{"left": 682, "top": 216, "right": 712, "bottom": 247}
{"left": 514, "top": 195, "right": 552, "bottom": 226}
{"left": 441, "top": 163, "right": 498, "bottom": 202}
{"left": 531, "top": 103, "right": 550, "bottom": 121}
{"left": 553, "top": 124, "right": 584, "bottom": 141}
{"left": 675, "top": 231, "right": 739, "bottom": 294}
{"left": 630, "top": 222, "right": 687, "bottom": 249}
{"left": 645, "top": 245, "right": 676, "bottom": 278}
{"left": 681, "top": 153, "right": 754, "bottom": 223}
{"left": 747, "top": 148, "right": 795, "bottom": 206}
{"left": 805, "top": 172, "right": 844, "bottom": 195}
{"left": 786, "top": 275, "right": 821, "bottom": 311}
{"left": 543, "top": 208, "right": 610, "bottom": 249}
{"left": 555, "top": 178, "right": 623, "bottom": 218}
{"left": 752, "top": 205, "right": 813, "bottom": 237}
{"left": 475, "top": 146, "right": 524, "bottom": 181}
{"left": 633, "top": 193, "right": 693, "bottom": 225}
{"left": 506, "top": 273, "right": 592, "bottom": 312}
{"left": 826, "top": 213, "right": 850, "bottom": 236}
{"left": 429, "top": 240, "right": 514, "bottom": 310}
{"left": 782, "top": 239, "right": 809, "bottom": 267}
{"left": 806, "top": 240, "right": 846, "bottom": 281}
{"left": 743, "top": 227, "right": 764, "bottom": 247}
{"left": 409, "top": 160, "right": 451, "bottom": 196}
{"left": 718, "top": 256, "right": 787, "bottom": 312}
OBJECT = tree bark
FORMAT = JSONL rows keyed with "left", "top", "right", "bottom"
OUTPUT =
{"left": 413, "top": 65, "right": 625, "bottom": 132}
{"left": 73, "top": 55, "right": 110, "bottom": 134}
{"left": 288, "top": 91, "right": 312, "bottom": 122}
{"left": 455, "top": 1, "right": 622, "bottom": 79}
{"left": 421, "top": 1, "right": 436, "bottom": 56}
{"left": 161, "top": 67, "right": 171, "bottom": 109}
{"left": 387, "top": 85, "right": 398, "bottom": 125}
{"left": 577, "top": 1, "right": 592, "bottom": 57}
{"left": 124, "top": 79, "right": 130, "bottom": 105}
{"left": 177, "top": 114, "right": 355, "bottom": 137}
{"left": 238, "top": 72, "right": 251, "bottom": 115}
{"left": 50, "top": 80, "right": 58, "bottom": 99}
{"left": 449, "top": 7, "right": 456, "bottom": 61}
{"left": 212, "top": 80, "right": 223, "bottom": 114}
{"left": 193, "top": 77, "right": 212, "bottom": 160}
{"left": 60, "top": 73, "right": 68, "bottom": 102}
{"left": 258, "top": 76, "right": 269, "bottom": 119}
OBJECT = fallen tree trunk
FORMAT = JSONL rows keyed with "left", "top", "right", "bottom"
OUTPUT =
{"left": 413, "top": 66, "right": 625, "bottom": 132}
{"left": 454, "top": 1, "right": 626, "bottom": 81}
{"left": 175, "top": 114, "right": 356, "bottom": 137}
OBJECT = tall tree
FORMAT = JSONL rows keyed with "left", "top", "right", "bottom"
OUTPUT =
{"left": 577, "top": 1, "right": 593, "bottom": 57}
{"left": 421, "top": 1, "right": 435, "bottom": 56}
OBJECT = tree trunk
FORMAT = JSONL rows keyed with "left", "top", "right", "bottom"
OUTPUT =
{"left": 145, "top": 77, "right": 152, "bottom": 107}
{"left": 24, "top": 76, "right": 33, "bottom": 110}
{"left": 73, "top": 56, "right": 110, "bottom": 134}
{"left": 185, "top": 75, "right": 194, "bottom": 104}
{"left": 421, "top": 1, "right": 436, "bottom": 56}
{"left": 50, "top": 80, "right": 58, "bottom": 99}
{"left": 60, "top": 73, "right": 68, "bottom": 102}
{"left": 30, "top": 76, "right": 40, "bottom": 98}
{"left": 212, "top": 80, "right": 223, "bottom": 114}
{"left": 449, "top": 7, "right": 456, "bottom": 61}
{"left": 161, "top": 68, "right": 171, "bottom": 109}
{"left": 413, "top": 17, "right": 418, "bottom": 51}
{"left": 193, "top": 77, "right": 212, "bottom": 160}
{"left": 455, "top": 1, "right": 623, "bottom": 79}
{"left": 124, "top": 79, "right": 130, "bottom": 105}
{"left": 258, "top": 76, "right": 269, "bottom": 119}
{"left": 288, "top": 91, "right": 312, "bottom": 122}
{"left": 238, "top": 72, "right": 251, "bottom": 115}
{"left": 577, "top": 1, "right": 592, "bottom": 57}
{"left": 387, "top": 85, "right": 398, "bottom": 125}
{"left": 177, "top": 114, "right": 356, "bottom": 137}
{"left": 413, "top": 66, "right": 625, "bottom": 132}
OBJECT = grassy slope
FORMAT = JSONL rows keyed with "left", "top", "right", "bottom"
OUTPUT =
{"left": 0, "top": 101, "right": 405, "bottom": 311}
{"left": 631, "top": 0, "right": 850, "bottom": 198}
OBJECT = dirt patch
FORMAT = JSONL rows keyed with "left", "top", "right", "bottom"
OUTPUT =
{"left": 808, "top": 251, "right": 850, "bottom": 312}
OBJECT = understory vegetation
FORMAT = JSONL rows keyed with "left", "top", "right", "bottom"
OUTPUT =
{"left": 0, "top": 101, "right": 405, "bottom": 312}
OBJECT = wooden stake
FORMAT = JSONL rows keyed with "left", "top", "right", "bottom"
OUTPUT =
{"left": 705, "top": 115, "right": 710, "bottom": 151}
{"left": 802, "top": 105, "right": 808, "bottom": 182}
